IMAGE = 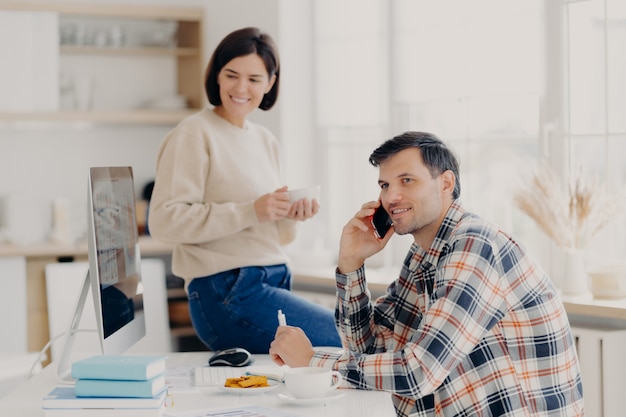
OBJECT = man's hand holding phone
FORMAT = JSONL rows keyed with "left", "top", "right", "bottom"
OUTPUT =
{"left": 338, "top": 201, "right": 393, "bottom": 274}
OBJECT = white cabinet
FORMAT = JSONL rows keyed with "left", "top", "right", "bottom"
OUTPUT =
{"left": 0, "top": 11, "right": 58, "bottom": 112}
{"left": 572, "top": 326, "right": 626, "bottom": 417}
{"left": 0, "top": 257, "right": 27, "bottom": 353}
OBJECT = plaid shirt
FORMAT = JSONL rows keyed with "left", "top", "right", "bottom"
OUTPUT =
{"left": 312, "top": 201, "right": 584, "bottom": 416}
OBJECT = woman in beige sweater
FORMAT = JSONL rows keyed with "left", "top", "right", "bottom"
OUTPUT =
{"left": 148, "top": 27, "right": 341, "bottom": 353}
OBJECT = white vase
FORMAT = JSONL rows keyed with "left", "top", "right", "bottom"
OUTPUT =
{"left": 561, "top": 248, "right": 589, "bottom": 296}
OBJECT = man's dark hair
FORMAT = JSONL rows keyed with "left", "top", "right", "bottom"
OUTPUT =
{"left": 204, "top": 27, "right": 280, "bottom": 110}
{"left": 369, "top": 131, "right": 461, "bottom": 199}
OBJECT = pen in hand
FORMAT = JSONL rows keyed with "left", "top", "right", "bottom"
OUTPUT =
{"left": 273, "top": 310, "right": 289, "bottom": 367}
{"left": 277, "top": 309, "right": 287, "bottom": 326}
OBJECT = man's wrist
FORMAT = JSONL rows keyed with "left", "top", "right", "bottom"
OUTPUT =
{"left": 337, "top": 259, "right": 364, "bottom": 275}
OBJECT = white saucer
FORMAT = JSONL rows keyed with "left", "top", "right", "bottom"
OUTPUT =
{"left": 217, "top": 380, "right": 279, "bottom": 395}
{"left": 277, "top": 391, "right": 346, "bottom": 405}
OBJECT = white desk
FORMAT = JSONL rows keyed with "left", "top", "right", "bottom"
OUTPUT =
{"left": 1, "top": 352, "right": 396, "bottom": 417}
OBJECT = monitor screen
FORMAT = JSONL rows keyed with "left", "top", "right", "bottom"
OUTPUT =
{"left": 57, "top": 166, "right": 146, "bottom": 381}
{"left": 88, "top": 166, "right": 145, "bottom": 352}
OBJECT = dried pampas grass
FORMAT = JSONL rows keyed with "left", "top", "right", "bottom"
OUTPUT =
{"left": 514, "top": 162, "right": 624, "bottom": 249}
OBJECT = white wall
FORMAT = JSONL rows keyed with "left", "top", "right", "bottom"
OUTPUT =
{"left": 0, "top": 0, "right": 311, "bottom": 245}
{"left": 0, "top": 126, "right": 170, "bottom": 244}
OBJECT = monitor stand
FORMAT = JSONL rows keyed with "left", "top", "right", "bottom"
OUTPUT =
{"left": 56, "top": 270, "right": 94, "bottom": 383}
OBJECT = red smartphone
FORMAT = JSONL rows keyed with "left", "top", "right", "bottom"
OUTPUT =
{"left": 372, "top": 205, "right": 392, "bottom": 239}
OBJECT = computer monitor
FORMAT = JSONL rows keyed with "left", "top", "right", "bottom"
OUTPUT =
{"left": 56, "top": 166, "right": 146, "bottom": 381}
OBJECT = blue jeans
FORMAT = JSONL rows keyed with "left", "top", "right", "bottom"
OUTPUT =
{"left": 187, "top": 264, "right": 341, "bottom": 353}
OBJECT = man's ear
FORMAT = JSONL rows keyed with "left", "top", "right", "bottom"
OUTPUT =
{"left": 441, "top": 170, "right": 456, "bottom": 197}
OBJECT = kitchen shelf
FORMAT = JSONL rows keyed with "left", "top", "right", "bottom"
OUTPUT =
{"left": 0, "top": 109, "right": 197, "bottom": 125}
{"left": 170, "top": 326, "right": 197, "bottom": 338}
{"left": 60, "top": 45, "right": 200, "bottom": 58}
{"left": 0, "top": 1, "right": 205, "bottom": 125}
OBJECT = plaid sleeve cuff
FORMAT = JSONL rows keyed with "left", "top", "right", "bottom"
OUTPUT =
{"left": 335, "top": 266, "right": 366, "bottom": 299}
{"left": 309, "top": 350, "right": 343, "bottom": 369}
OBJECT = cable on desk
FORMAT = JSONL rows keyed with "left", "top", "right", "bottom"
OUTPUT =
{"left": 27, "top": 329, "right": 97, "bottom": 382}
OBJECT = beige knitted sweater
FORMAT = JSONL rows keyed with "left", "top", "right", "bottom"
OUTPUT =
{"left": 148, "top": 108, "right": 296, "bottom": 284}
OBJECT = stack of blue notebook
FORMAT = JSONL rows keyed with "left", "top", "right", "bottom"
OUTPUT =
{"left": 42, "top": 355, "right": 168, "bottom": 416}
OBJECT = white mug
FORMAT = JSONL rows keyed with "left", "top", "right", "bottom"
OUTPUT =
{"left": 287, "top": 185, "right": 321, "bottom": 204}
{"left": 283, "top": 366, "right": 343, "bottom": 399}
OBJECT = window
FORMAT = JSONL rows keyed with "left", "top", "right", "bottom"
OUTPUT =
{"left": 564, "top": 0, "right": 626, "bottom": 262}
{"left": 289, "top": 0, "right": 626, "bottom": 278}
{"left": 388, "top": 0, "right": 544, "bottom": 266}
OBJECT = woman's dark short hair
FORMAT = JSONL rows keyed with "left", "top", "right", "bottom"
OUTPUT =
{"left": 204, "top": 27, "right": 280, "bottom": 111}
{"left": 369, "top": 131, "right": 461, "bottom": 199}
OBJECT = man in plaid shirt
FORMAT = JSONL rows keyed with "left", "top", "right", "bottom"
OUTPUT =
{"left": 270, "top": 131, "right": 584, "bottom": 416}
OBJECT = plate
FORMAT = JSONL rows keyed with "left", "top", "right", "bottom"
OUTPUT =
{"left": 217, "top": 380, "right": 279, "bottom": 395}
{"left": 277, "top": 391, "right": 346, "bottom": 405}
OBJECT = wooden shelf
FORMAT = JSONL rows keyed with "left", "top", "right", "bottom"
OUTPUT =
{"left": 0, "top": 2, "right": 205, "bottom": 125}
{"left": 0, "top": 236, "right": 172, "bottom": 258}
{"left": 60, "top": 45, "right": 200, "bottom": 58}
{"left": 167, "top": 287, "right": 187, "bottom": 300}
{"left": 170, "top": 326, "right": 196, "bottom": 338}
{"left": 0, "top": 109, "right": 198, "bottom": 125}
{"left": 0, "top": 2, "right": 203, "bottom": 20}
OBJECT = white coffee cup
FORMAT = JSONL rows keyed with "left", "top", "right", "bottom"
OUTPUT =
{"left": 283, "top": 367, "right": 343, "bottom": 399}
{"left": 287, "top": 185, "right": 321, "bottom": 204}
